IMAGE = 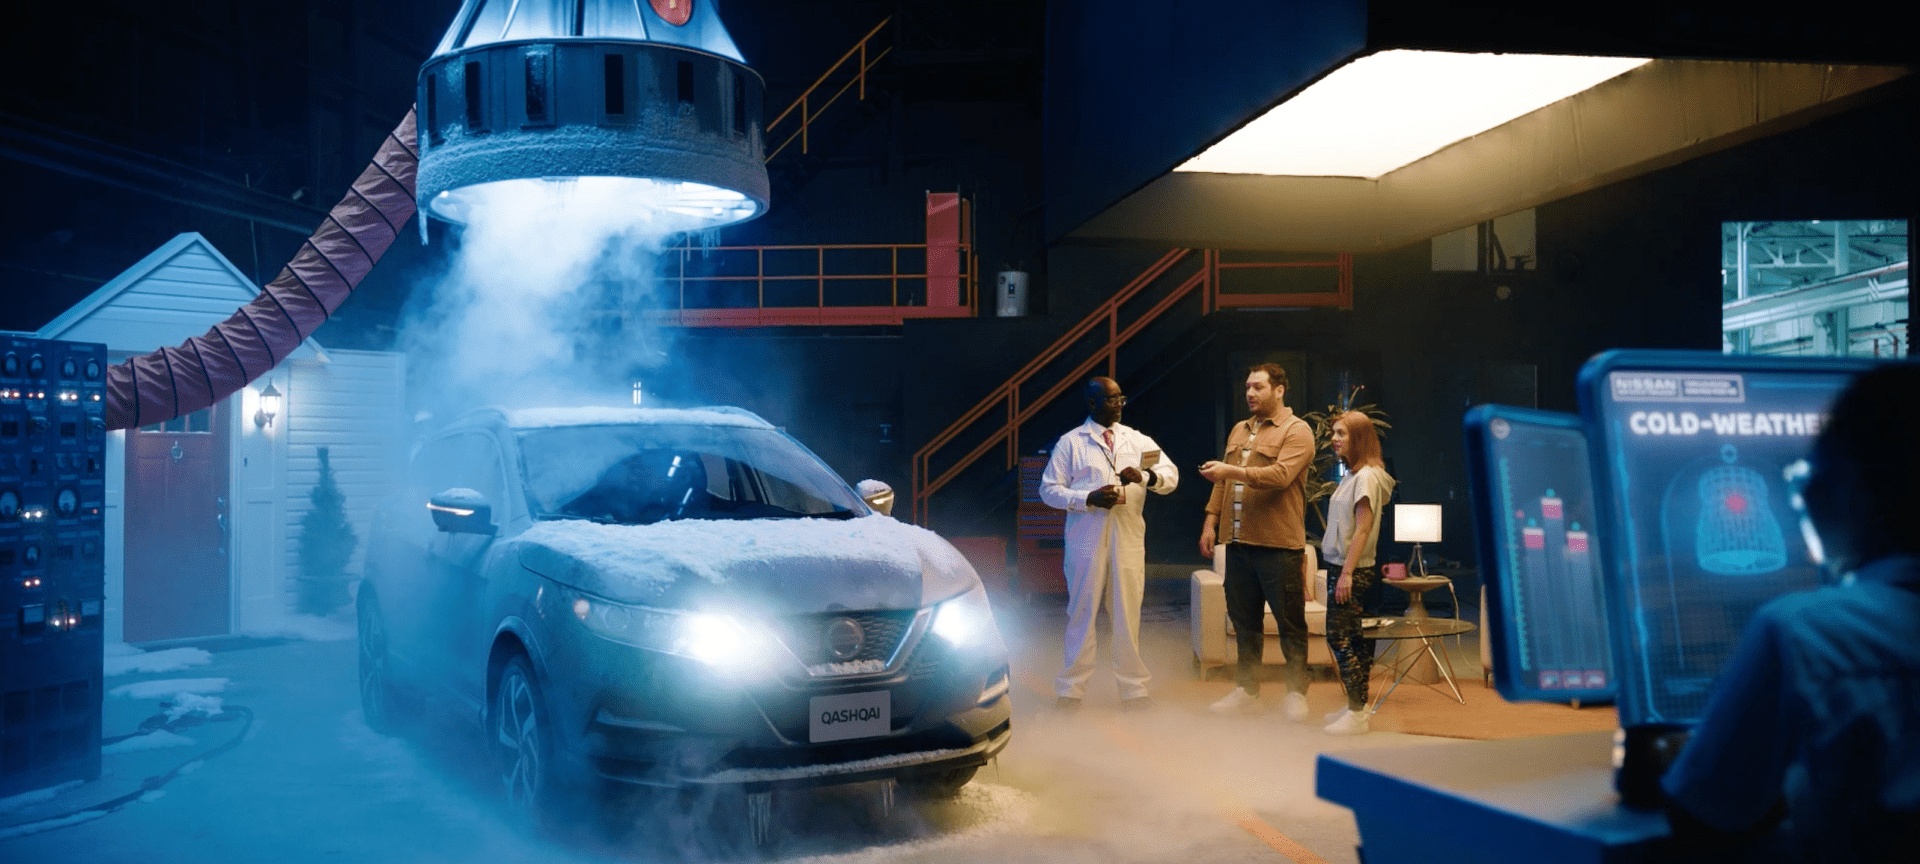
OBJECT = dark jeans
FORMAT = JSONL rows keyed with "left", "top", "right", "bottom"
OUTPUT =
{"left": 1224, "top": 543, "right": 1307, "bottom": 695}
{"left": 1324, "top": 564, "right": 1383, "bottom": 711}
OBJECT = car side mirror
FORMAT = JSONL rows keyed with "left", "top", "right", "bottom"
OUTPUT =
{"left": 856, "top": 479, "right": 895, "bottom": 517}
{"left": 428, "top": 488, "right": 497, "bottom": 536}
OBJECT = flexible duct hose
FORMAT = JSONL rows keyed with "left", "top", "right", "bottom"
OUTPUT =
{"left": 103, "top": 109, "right": 420, "bottom": 430}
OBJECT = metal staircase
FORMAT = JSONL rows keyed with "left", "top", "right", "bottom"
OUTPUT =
{"left": 910, "top": 250, "right": 1353, "bottom": 525}
{"left": 762, "top": 17, "right": 895, "bottom": 203}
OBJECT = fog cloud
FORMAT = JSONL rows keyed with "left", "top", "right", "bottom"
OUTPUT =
{"left": 401, "top": 179, "right": 693, "bottom": 424}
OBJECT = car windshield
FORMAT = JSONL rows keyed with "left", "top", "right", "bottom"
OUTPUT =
{"left": 516, "top": 424, "right": 868, "bottom": 524}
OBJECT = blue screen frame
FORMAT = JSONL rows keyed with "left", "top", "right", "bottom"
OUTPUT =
{"left": 1576, "top": 350, "right": 1876, "bottom": 728}
{"left": 1464, "top": 405, "right": 1615, "bottom": 704}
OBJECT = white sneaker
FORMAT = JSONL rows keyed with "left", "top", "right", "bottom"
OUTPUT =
{"left": 1282, "top": 692, "right": 1309, "bottom": 722}
{"left": 1209, "top": 687, "right": 1260, "bottom": 714}
{"left": 1324, "top": 708, "right": 1371, "bottom": 735}
{"left": 1324, "top": 707, "right": 1351, "bottom": 725}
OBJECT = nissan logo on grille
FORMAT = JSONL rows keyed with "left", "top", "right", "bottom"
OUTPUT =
{"left": 826, "top": 617, "right": 865, "bottom": 661}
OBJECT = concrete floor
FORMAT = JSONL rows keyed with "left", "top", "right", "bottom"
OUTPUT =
{"left": 0, "top": 582, "right": 1474, "bottom": 863}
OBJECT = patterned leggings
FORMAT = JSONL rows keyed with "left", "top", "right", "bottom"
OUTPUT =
{"left": 1325, "top": 565, "right": 1381, "bottom": 711}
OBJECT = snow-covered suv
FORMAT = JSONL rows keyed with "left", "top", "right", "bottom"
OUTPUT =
{"left": 355, "top": 406, "right": 1012, "bottom": 823}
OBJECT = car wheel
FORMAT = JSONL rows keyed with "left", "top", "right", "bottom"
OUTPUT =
{"left": 357, "top": 592, "right": 413, "bottom": 733}
{"left": 898, "top": 765, "right": 978, "bottom": 799}
{"left": 493, "top": 655, "right": 556, "bottom": 827}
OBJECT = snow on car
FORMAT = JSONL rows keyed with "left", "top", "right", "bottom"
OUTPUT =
{"left": 355, "top": 405, "right": 1012, "bottom": 831}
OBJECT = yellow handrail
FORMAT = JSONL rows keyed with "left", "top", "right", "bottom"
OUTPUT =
{"left": 765, "top": 17, "right": 894, "bottom": 162}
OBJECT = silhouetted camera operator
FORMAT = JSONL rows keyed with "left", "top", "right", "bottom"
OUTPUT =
{"left": 1661, "top": 363, "right": 1920, "bottom": 863}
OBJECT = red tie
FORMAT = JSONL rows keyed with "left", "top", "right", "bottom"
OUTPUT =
{"left": 1103, "top": 429, "right": 1114, "bottom": 451}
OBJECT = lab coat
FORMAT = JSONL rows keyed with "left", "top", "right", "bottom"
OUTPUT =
{"left": 1039, "top": 418, "right": 1179, "bottom": 699}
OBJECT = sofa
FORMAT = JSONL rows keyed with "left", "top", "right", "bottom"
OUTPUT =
{"left": 1191, "top": 544, "right": 1334, "bottom": 678}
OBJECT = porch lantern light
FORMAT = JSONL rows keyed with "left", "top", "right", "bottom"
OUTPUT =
{"left": 255, "top": 382, "right": 283, "bottom": 429}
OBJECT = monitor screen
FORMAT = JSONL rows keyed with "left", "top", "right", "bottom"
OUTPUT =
{"left": 1721, "top": 219, "right": 1907, "bottom": 358}
{"left": 1578, "top": 351, "right": 1876, "bottom": 727}
{"left": 1463, "top": 406, "right": 1613, "bottom": 703}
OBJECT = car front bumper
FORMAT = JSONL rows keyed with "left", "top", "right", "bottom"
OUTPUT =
{"left": 589, "top": 704, "right": 1011, "bottom": 791}
{"left": 541, "top": 597, "right": 1014, "bottom": 792}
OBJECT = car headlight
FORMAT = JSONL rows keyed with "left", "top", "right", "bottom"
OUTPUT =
{"left": 559, "top": 585, "right": 774, "bottom": 677}
{"left": 674, "top": 612, "right": 763, "bottom": 667}
{"left": 930, "top": 583, "right": 997, "bottom": 649}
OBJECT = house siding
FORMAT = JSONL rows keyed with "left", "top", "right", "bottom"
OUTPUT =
{"left": 50, "top": 245, "right": 263, "bottom": 352}
{"left": 282, "top": 350, "right": 407, "bottom": 597}
{"left": 42, "top": 233, "right": 397, "bottom": 636}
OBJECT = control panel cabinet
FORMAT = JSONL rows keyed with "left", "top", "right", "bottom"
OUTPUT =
{"left": 1, "top": 335, "right": 108, "bottom": 797}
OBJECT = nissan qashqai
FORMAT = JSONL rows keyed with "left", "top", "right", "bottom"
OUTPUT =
{"left": 355, "top": 406, "right": 1012, "bottom": 823}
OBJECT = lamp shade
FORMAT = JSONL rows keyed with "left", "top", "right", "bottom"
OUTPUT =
{"left": 1394, "top": 504, "right": 1444, "bottom": 543}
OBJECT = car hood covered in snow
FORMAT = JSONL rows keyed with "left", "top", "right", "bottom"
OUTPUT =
{"left": 513, "top": 516, "right": 978, "bottom": 614}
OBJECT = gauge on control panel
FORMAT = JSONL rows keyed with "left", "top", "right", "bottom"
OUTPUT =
{"left": 2, "top": 353, "right": 17, "bottom": 376}
{"left": 85, "top": 359, "right": 102, "bottom": 380}
{"left": 23, "top": 544, "right": 39, "bottom": 566}
{"left": 56, "top": 488, "right": 78, "bottom": 518}
{"left": 27, "top": 354, "right": 45, "bottom": 377}
{"left": 0, "top": 488, "right": 18, "bottom": 519}
{"left": 60, "top": 358, "right": 77, "bottom": 378}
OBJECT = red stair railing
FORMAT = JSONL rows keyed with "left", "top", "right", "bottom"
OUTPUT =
{"left": 911, "top": 249, "right": 1205, "bottom": 524}
{"left": 637, "top": 193, "right": 975, "bottom": 328}
{"left": 909, "top": 250, "right": 1354, "bottom": 525}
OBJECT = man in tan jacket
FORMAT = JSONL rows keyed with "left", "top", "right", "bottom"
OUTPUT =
{"left": 1199, "top": 363, "right": 1317, "bottom": 719}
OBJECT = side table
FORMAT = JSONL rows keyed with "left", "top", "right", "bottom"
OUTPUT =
{"left": 1386, "top": 575, "right": 1452, "bottom": 683}
{"left": 1365, "top": 617, "right": 1476, "bottom": 713}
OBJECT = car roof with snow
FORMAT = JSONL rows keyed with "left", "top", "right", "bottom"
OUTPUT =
{"left": 503, "top": 406, "right": 776, "bottom": 431}
{"left": 423, "top": 406, "right": 778, "bottom": 441}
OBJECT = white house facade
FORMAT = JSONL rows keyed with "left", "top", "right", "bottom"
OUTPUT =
{"left": 34, "top": 233, "right": 405, "bottom": 644}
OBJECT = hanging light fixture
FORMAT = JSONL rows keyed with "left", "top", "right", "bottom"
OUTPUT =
{"left": 416, "top": 0, "right": 769, "bottom": 232}
{"left": 255, "top": 382, "right": 283, "bottom": 429}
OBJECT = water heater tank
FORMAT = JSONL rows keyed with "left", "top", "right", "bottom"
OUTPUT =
{"left": 996, "top": 271, "right": 1029, "bottom": 317}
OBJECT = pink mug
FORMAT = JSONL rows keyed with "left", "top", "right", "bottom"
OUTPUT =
{"left": 1382, "top": 563, "right": 1408, "bottom": 580}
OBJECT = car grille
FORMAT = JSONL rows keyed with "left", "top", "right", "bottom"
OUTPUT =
{"left": 774, "top": 610, "right": 915, "bottom": 667}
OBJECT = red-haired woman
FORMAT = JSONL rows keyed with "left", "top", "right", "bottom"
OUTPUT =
{"left": 1319, "top": 411, "right": 1396, "bottom": 735}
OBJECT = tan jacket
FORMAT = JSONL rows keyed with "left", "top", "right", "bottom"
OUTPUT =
{"left": 1205, "top": 408, "right": 1315, "bottom": 549}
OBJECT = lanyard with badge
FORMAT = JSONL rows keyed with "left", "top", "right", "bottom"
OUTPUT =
{"left": 1095, "top": 427, "right": 1124, "bottom": 505}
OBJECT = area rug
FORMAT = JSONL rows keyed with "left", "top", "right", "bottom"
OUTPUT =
{"left": 1360, "top": 677, "right": 1618, "bottom": 740}
{"left": 1000, "top": 587, "right": 1620, "bottom": 742}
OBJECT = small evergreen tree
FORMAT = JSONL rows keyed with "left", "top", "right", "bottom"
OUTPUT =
{"left": 297, "top": 446, "right": 359, "bottom": 615}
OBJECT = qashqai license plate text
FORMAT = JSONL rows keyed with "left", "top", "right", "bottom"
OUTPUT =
{"left": 809, "top": 690, "right": 890, "bottom": 743}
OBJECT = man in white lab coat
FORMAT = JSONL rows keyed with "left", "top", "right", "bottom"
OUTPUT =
{"left": 1040, "top": 377, "right": 1180, "bottom": 710}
